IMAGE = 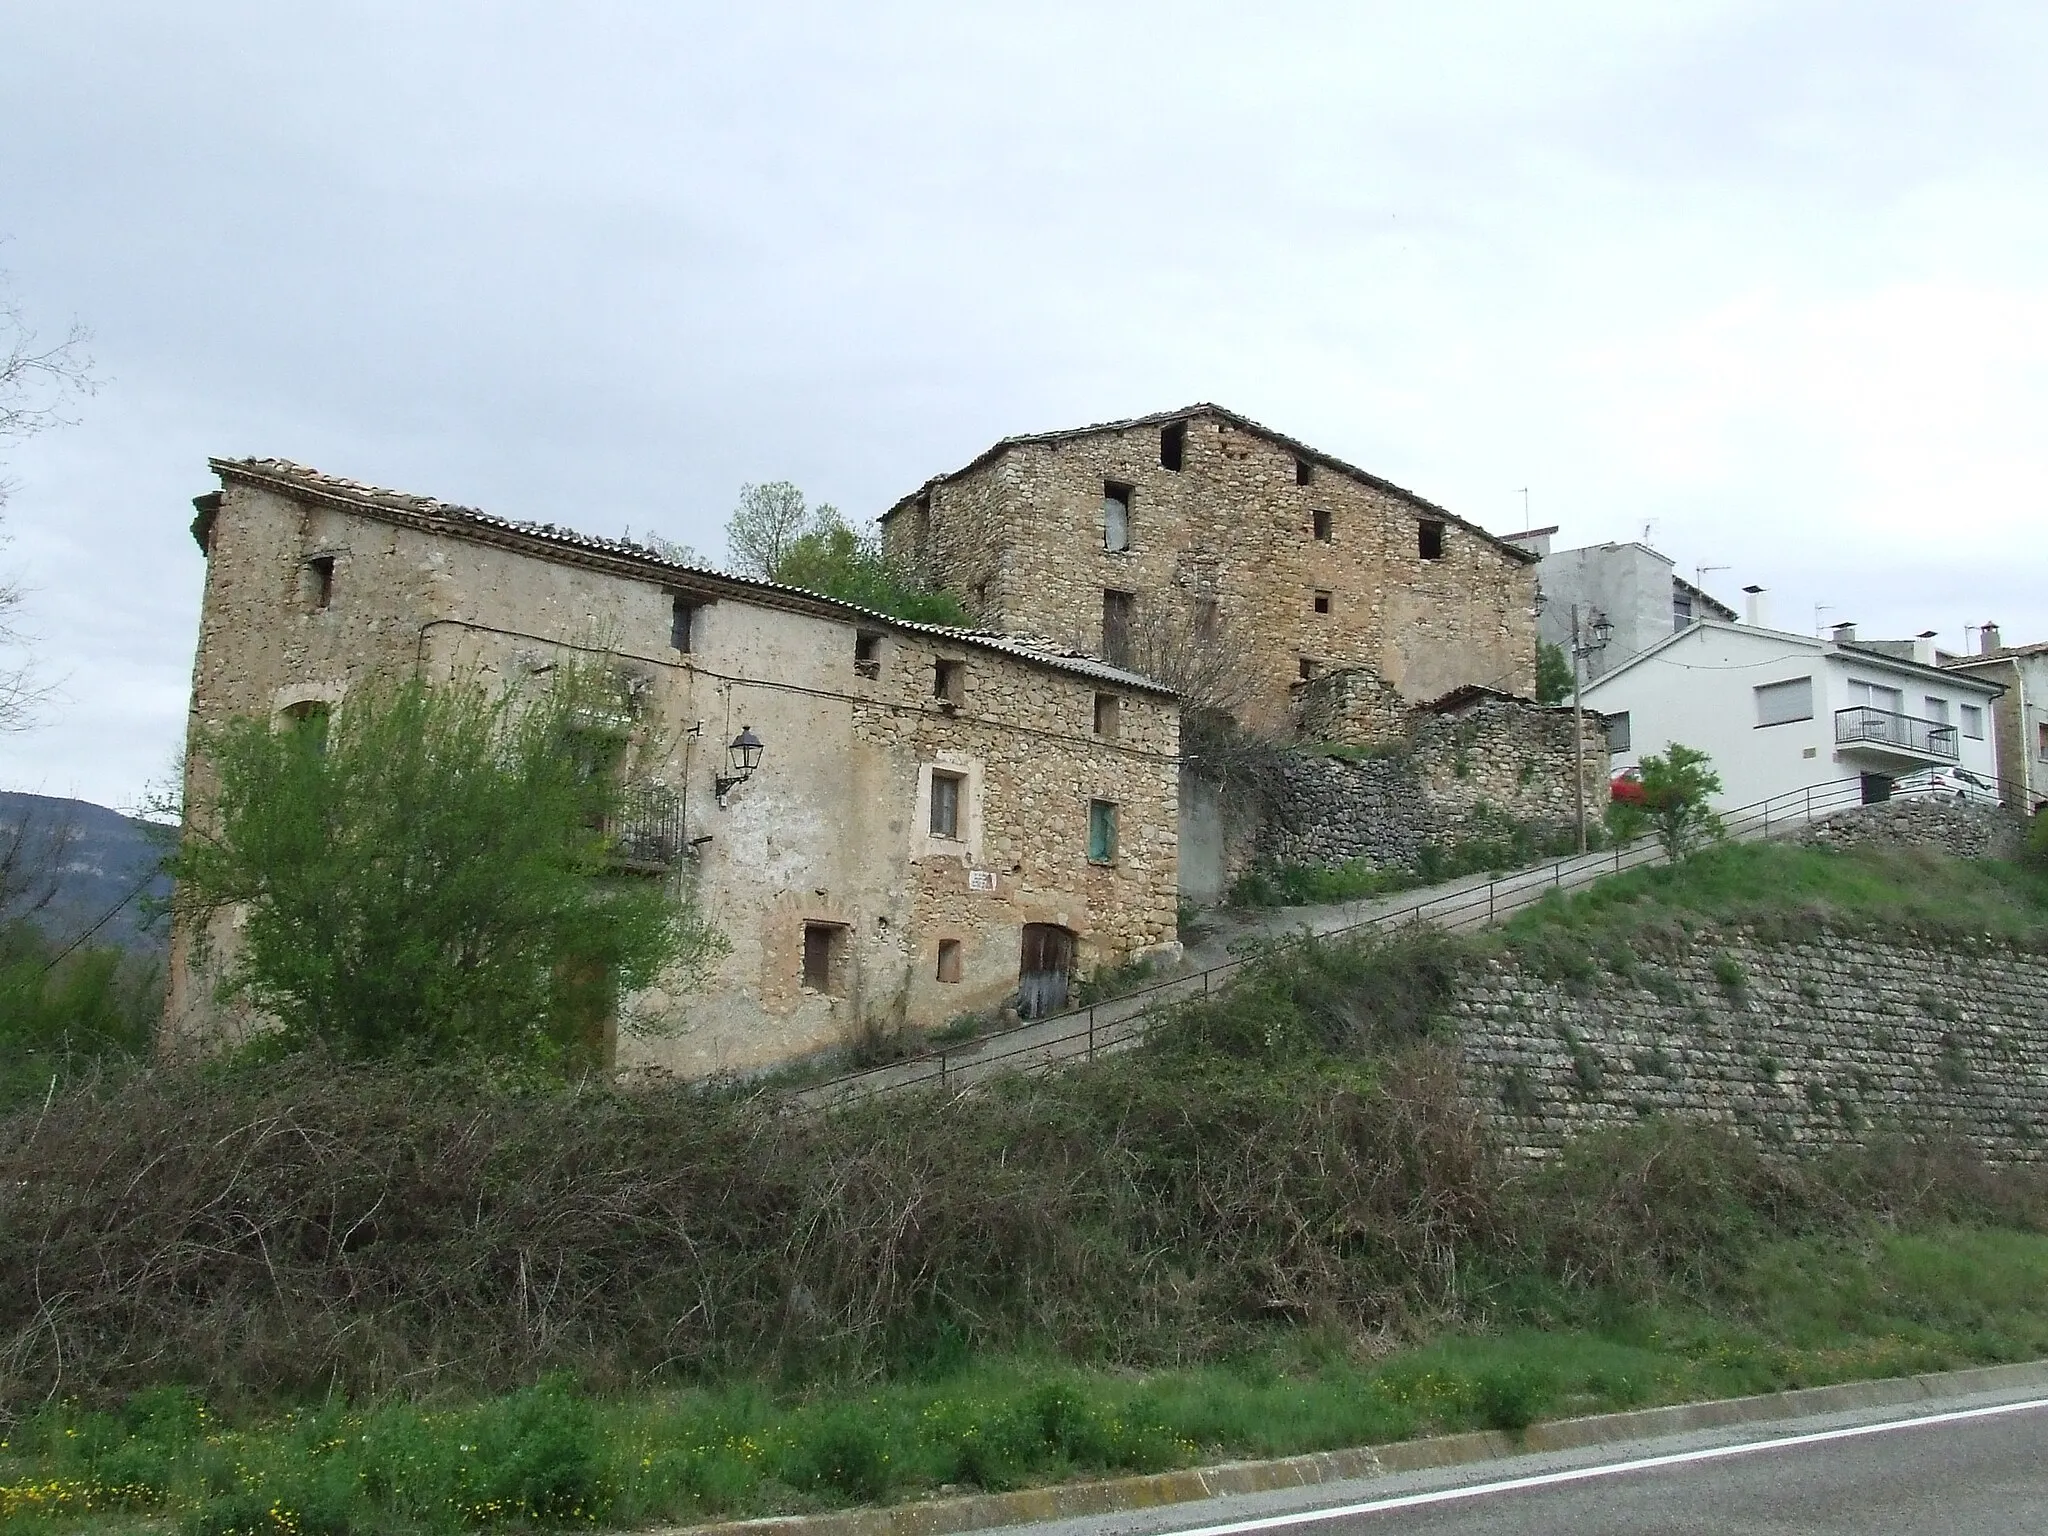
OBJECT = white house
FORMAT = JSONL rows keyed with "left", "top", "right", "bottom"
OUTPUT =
{"left": 1581, "top": 617, "right": 2004, "bottom": 813}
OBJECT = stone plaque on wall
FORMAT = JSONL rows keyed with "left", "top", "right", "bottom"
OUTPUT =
{"left": 967, "top": 869, "right": 998, "bottom": 893}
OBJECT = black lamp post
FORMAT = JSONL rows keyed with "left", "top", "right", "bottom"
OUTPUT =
{"left": 715, "top": 725, "right": 764, "bottom": 801}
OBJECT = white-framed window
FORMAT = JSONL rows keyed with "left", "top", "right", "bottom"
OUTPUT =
{"left": 1605, "top": 711, "right": 1631, "bottom": 752}
{"left": 1845, "top": 679, "right": 1903, "bottom": 714}
{"left": 1755, "top": 676, "right": 1814, "bottom": 727}
{"left": 1960, "top": 704, "right": 1984, "bottom": 740}
{"left": 929, "top": 770, "right": 964, "bottom": 839}
{"left": 1923, "top": 696, "right": 1950, "bottom": 726}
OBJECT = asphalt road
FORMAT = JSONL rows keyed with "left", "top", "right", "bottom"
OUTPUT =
{"left": 1024, "top": 1392, "right": 2048, "bottom": 1536}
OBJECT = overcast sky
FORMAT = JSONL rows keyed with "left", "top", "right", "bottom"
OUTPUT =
{"left": 3, "top": 0, "right": 2045, "bottom": 812}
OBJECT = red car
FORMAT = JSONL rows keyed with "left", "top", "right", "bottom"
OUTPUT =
{"left": 1610, "top": 767, "right": 1647, "bottom": 805}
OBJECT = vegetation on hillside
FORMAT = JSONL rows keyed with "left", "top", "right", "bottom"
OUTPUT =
{"left": 6, "top": 832, "right": 2047, "bottom": 1531}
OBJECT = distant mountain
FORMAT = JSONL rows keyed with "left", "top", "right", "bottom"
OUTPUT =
{"left": 0, "top": 792, "right": 173, "bottom": 955}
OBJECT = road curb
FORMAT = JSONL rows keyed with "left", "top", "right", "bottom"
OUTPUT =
{"left": 642, "top": 1358, "right": 2048, "bottom": 1536}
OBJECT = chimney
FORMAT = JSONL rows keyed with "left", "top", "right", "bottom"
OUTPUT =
{"left": 1742, "top": 584, "right": 1768, "bottom": 628}
{"left": 1981, "top": 622, "right": 2002, "bottom": 656}
{"left": 1831, "top": 621, "right": 1857, "bottom": 646}
{"left": 1913, "top": 630, "right": 1938, "bottom": 666}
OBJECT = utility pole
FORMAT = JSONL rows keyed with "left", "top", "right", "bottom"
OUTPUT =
{"left": 1570, "top": 602, "right": 1613, "bottom": 853}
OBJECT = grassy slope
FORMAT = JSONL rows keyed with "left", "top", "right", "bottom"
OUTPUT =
{"left": 5, "top": 840, "right": 2048, "bottom": 1533}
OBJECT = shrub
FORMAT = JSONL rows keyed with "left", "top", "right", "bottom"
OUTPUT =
{"left": 167, "top": 668, "right": 725, "bottom": 1072}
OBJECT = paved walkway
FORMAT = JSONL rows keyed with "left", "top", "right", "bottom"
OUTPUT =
{"left": 795, "top": 836, "right": 1675, "bottom": 1108}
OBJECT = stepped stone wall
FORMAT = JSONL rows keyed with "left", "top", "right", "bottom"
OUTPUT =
{"left": 1454, "top": 930, "right": 2048, "bottom": 1161}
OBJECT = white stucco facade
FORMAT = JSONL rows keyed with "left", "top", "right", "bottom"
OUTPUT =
{"left": 1582, "top": 621, "right": 2004, "bottom": 813}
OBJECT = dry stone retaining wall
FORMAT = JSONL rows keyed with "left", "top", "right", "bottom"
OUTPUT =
{"left": 1793, "top": 795, "right": 2028, "bottom": 862}
{"left": 1454, "top": 931, "right": 2048, "bottom": 1161}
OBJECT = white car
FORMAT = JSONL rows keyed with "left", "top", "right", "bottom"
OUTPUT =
{"left": 1898, "top": 766, "right": 2002, "bottom": 807}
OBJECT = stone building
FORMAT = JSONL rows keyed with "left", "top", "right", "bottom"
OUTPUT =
{"left": 879, "top": 405, "right": 1540, "bottom": 730}
{"left": 170, "top": 458, "right": 1180, "bottom": 1078}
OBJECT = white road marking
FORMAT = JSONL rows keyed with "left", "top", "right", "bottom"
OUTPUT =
{"left": 1163, "top": 1396, "right": 2048, "bottom": 1535}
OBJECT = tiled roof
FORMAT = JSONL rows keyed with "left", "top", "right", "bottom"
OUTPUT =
{"left": 206, "top": 457, "right": 1177, "bottom": 697}
{"left": 877, "top": 402, "right": 1538, "bottom": 564}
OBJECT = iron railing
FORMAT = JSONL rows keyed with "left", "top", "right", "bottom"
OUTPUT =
{"left": 609, "top": 781, "right": 685, "bottom": 870}
{"left": 1835, "top": 706, "right": 1959, "bottom": 760}
{"left": 792, "top": 765, "right": 2034, "bottom": 1110}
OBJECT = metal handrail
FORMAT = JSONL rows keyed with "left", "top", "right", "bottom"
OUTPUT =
{"left": 796, "top": 765, "right": 2032, "bottom": 1107}
{"left": 1835, "top": 706, "right": 1960, "bottom": 760}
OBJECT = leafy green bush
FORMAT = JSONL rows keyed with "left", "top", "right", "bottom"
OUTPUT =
{"left": 168, "top": 668, "right": 724, "bottom": 1072}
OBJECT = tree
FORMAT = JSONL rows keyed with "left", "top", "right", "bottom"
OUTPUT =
{"left": 1, "top": 271, "right": 97, "bottom": 733}
{"left": 725, "top": 481, "right": 821, "bottom": 578}
{"left": 1637, "top": 742, "right": 1725, "bottom": 863}
{"left": 1122, "top": 599, "right": 1258, "bottom": 717}
{"left": 167, "top": 667, "right": 725, "bottom": 1071}
{"left": 1535, "top": 641, "right": 1572, "bottom": 705}
{"left": 773, "top": 509, "right": 971, "bottom": 624}
{"left": 726, "top": 483, "right": 971, "bottom": 624}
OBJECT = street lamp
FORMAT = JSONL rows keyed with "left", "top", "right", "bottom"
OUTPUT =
{"left": 714, "top": 725, "right": 765, "bottom": 801}
{"left": 1571, "top": 604, "right": 1612, "bottom": 854}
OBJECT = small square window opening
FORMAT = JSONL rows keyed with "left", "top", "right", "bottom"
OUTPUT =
{"left": 305, "top": 556, "right": 336, "bottom": 610}
{"left": 670, "top": 594, "right": 697, "bottom": 653}
{"left": 855, "top": 630, "right": 883, "bottom": 677}
{"left": 1295, "top": 457, "right": 1314, "bottom": 487}
{"left": 1418, "top": 520, "right": 1446, "bottom": 560}
{"left": 1311, "top": 509, "right": 1332, "bottom": 542}
{"left": 1159, "top": 423, "right": 1185, "bottom": 471}
{"left": 1961, "top": 704, "right": 1984, "bottom": 740}
{"left": 1087, "top": 799, "right": 1119, "bottom": 864}
{"left": 936, "top": 939, "right": 963, "bottom": 984}
{"left": 934, "top": 659, "right": 965, "bottom": 706}
{"left": 930, "top": 770, "right": 964, "bottom": 839}
{"left": 1093, "top": 692, "right": 1120, "bottom": 739}
{"left": 1298, "top": 657, "right": 1315, "bottom": 681}
{"left": 1103, "top": 481, "right": 1134, "bottom": 552}
{"left": 1313, "top": 590, "right": 1332, "bottom": 615}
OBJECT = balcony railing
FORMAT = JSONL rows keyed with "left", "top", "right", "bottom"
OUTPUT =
{"left": 1834, "top": 706, "right": 1959, "bottom": 761}
{"left": 608, "top": 781, "right": 685, "bottom": 871}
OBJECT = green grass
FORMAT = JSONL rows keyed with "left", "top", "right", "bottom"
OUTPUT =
{"left": 1499, "top": 840, "right": 2048, "bottom": 961}
{"left": 7, "top": 1225, "right": 2047, "bottom": 1533}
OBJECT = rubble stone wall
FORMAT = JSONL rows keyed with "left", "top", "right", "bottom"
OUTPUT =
{"left": 885, "top": 410, "right": 1538, "bottom": 730}
{"left": 171, "top": 474, "right": 1179, "bottom": 1079}
{"left": 1454, "top": 931, "right": 2048, "bottom": 1162}
{"left": 1792, "top": 796, "right": 2028, "bottom": 862}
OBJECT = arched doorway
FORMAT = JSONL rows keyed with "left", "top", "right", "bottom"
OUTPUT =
{"left": 1018, "top": 923, "right": 1077, "bottom": 1019}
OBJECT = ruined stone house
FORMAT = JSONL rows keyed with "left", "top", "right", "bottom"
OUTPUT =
{"left": 879, "top": 404, "right": 1540, "bottom": 731}
{"left": 169, "top": 458, "right": 1181, "bottom": 1078}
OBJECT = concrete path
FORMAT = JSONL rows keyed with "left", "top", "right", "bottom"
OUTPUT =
{"left": 793, "top": 776, "right": 1906, "bottom": 1108}
{"left": 795, "top": 837, "right": 1674, "bottom": 1108}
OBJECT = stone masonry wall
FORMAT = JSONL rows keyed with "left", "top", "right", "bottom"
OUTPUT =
{"left": 171, "top": 467, "right": 1180, "bottom": 1079}
{"left": 1793, "top": 796, "right": 2028, "bottom": 862}
{"left": 1291, "top": 666, "right": 1410, "bottom": 746}
{"left": 1454, "top": 931, "right": 2048, "bottom": 1162}
{"left": 1409, "top": 698, "right": 1609, "bottom": 840}
{"left": 884, "top": 410, "right": 1538, "bottom": 731}
{"left": 1222, "top": 697, "right": 1608, "bottom": 880}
